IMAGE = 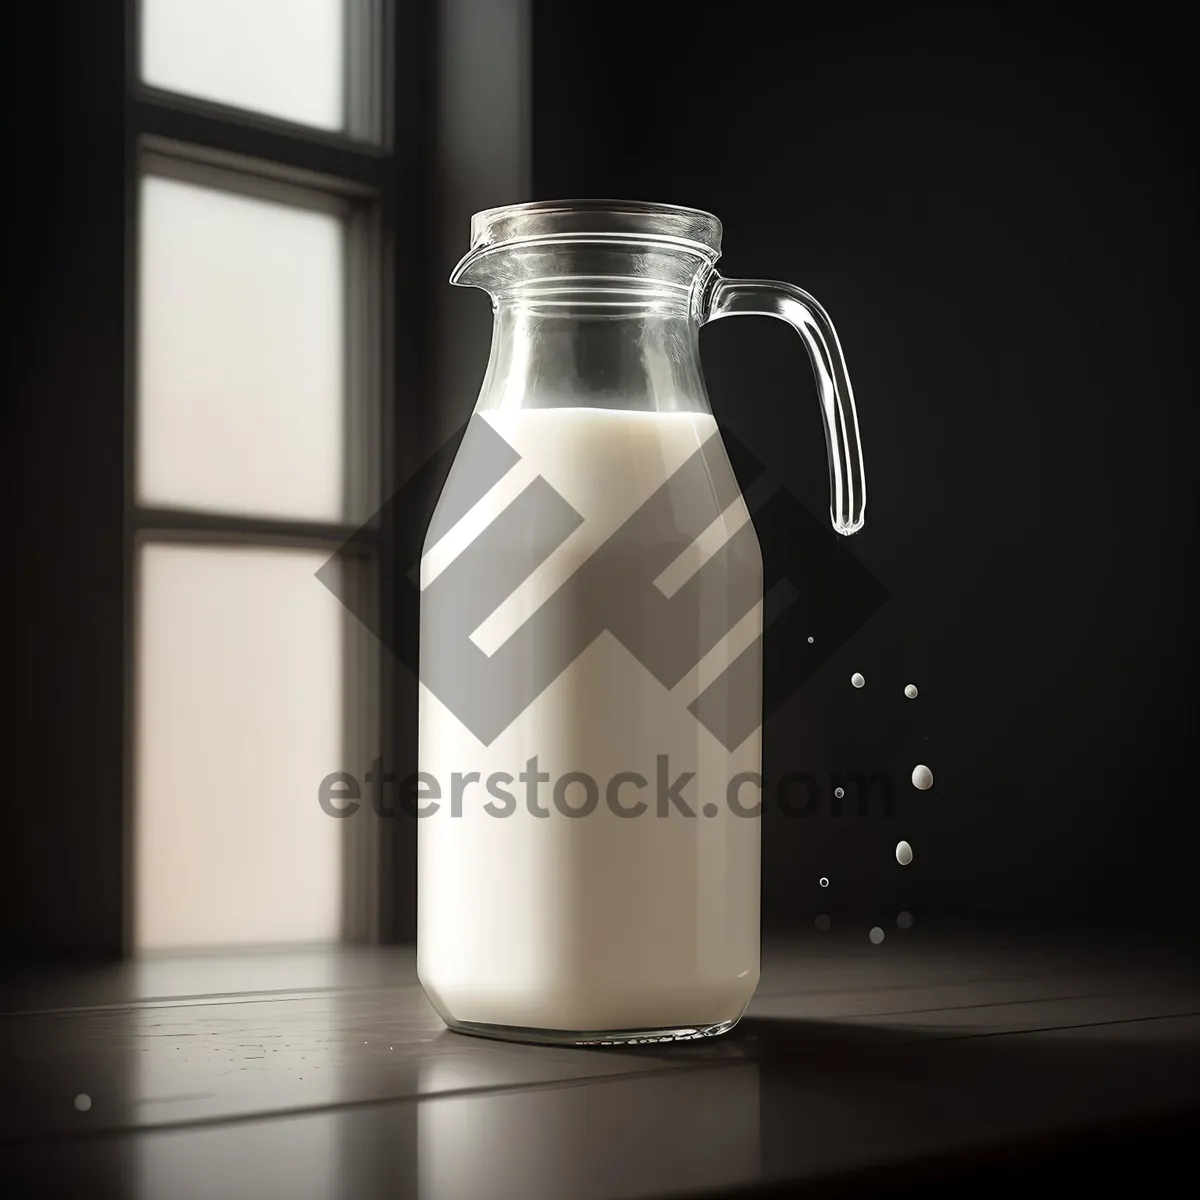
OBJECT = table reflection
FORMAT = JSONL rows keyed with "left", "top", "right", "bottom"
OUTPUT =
{"left": 417, "top": 1057, "right": 760, "bottom": 1199}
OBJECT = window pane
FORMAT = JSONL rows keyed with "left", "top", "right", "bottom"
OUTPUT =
{"left": 141, "top": 0, "right": 345, "bottom": 130}
{"left": 134, "top": 543, "right": 344, "bottom": 949}
{"left": 138, "top": 174, "right": 346, "bottom": 522}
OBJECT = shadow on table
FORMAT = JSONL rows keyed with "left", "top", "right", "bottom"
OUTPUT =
{"left": 683, "top": 1013, "right": 1200, "bottom": 1198}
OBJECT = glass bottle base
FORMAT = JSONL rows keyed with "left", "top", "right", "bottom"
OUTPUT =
{"left": 443, "top": 1015, "right": 743, "bottom": 1047}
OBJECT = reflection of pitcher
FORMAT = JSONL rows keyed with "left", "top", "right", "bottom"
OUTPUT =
{"left": 418, "top": 201, "right": 866, "bottom": 1044}
{"left": 418, "top": 1060, "right": 761, "bottom": 1198}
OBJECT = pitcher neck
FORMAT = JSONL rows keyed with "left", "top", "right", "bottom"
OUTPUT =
{"left": 475, "top": 299, "right": 712, "bottom": 415}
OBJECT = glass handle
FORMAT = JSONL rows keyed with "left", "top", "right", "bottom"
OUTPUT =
{"left": 703, "top": 275, "right": 866, "bottom": 535}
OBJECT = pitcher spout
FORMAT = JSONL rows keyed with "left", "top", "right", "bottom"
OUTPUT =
{"left": 449, "top": 245, "right": 500, "bottom": 291}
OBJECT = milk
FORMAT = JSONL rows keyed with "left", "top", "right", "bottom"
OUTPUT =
{"left": 417, "top": 407, "right": 762, "bottom": 1037}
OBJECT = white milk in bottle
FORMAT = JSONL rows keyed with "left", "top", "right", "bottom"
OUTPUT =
{"left": 417, "top": 406, "right": 762, "bottom": 1040}
{"left": 416, "top": 195, "right": 867, "bottom": 1044}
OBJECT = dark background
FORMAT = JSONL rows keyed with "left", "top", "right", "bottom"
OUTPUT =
{"left": 6, "top": 0, "right": 1197, "bottom": 958}
{"left": 530, "top": 0, "right": 1199, "bottom": 933}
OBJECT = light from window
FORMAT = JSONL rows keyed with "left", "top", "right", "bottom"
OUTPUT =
{"left": 141, "top": 0, "right": 345, "bottom": 131}
{"left": 137, "top": 174, "right": 346, "bottom": 522}
{"left": 134, "top": 542, "right": 344, "bottom": 949}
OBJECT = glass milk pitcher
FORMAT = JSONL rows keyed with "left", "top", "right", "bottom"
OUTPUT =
{"left": 417, "top": 200, "right": 865, "bottom": 1045}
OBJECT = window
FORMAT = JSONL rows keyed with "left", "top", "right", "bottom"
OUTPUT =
{"left": 128, "top": 0, "right": 394, "bottom": 949}
{"left": 141, "top": 0, "right": 347, "bottom": 131}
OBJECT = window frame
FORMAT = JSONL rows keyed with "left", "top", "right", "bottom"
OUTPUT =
{"left": 5, "top": 0, "right": 526, "bottom": 961}
{"left": 122, "top": 0, "right": 405, "bottom": 953}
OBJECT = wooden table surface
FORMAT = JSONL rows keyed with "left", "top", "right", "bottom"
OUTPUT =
{"left": 2, "top": 928, "right": 1198, "bottom": 1198}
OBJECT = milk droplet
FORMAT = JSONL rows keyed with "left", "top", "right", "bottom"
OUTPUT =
{"left": 904, "top": 684, "right": 918, "bottom": 699}
{"left": 74, "top": 1094, "right": 91, "bottom": 1112}
{"left": 834, "top": 787, "right": 845, "bottom": 799}
{"left": 896, "top": 840, "right": 913, "bottom": 866}
{"left": 819, "top": 876, "right": 829, "bottom": 888}
{"left": 897, "top": 911, "right": 914, "bottom": 929}
{"left": 869, "top": 927, "right": 885, "bottom": 945}
{"left": 815, "top": 914, "right": 831, "bottom": 931}
{"left": 911, "top": 764, "right": 933, "bottom": 790}
{"left": 807, "top": 636, "right": 814, "bottom": 643}
{"left": 851, "top": 672, "right": 865, "bottom": 688}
